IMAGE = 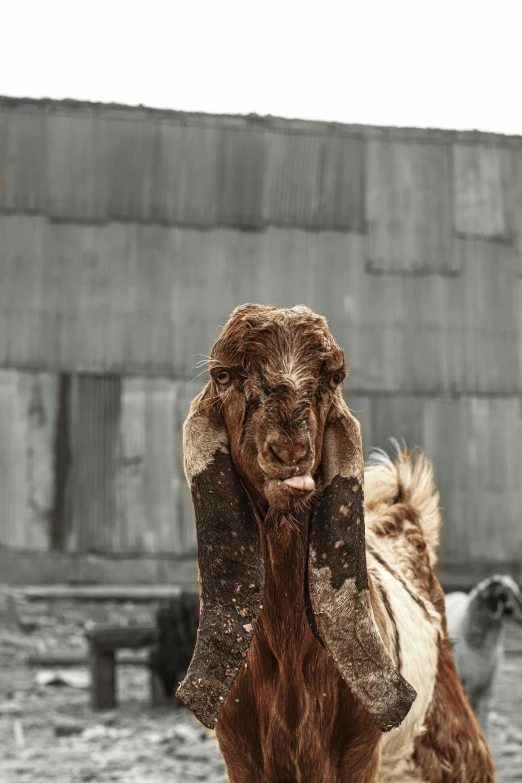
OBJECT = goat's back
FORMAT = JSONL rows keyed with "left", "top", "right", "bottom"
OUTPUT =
{"left": 363, "top": 447, "right": 497, "bottom": 782}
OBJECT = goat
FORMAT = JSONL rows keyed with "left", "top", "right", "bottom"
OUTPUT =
{"left": 446, "top": 574, "right": 522, "bottom": 736}
{"left": 176, "top": 304, "right": 497, "bottom": 783}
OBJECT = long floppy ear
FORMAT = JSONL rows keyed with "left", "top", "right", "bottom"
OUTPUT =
{"left": 308, "top": 396, "right": 417, "bottom": 732}
{"left": 176, "top": 387, "right": 264, "bottom": 728}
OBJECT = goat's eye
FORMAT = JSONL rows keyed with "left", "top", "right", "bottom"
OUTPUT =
{"left": 216, "top": 370, "right": 231, "bottom": 386}
{"left": 330, "top": 372, "right": 344, "bottom": 390}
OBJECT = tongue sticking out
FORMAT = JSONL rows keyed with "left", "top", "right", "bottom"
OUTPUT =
{"left": 283, "top": 475, "right": 315, "bottom": 492}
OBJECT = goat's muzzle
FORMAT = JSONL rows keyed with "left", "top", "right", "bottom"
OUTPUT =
{"left": 258, "top": 434, "right": 316, "bottom": 510}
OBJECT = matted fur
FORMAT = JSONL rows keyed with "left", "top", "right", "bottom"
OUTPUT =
{"left": 178, "top": 305, "right": 497, "bottom": 783}
{"left": 365, "top": 446, "right": 497, "bottom": 783}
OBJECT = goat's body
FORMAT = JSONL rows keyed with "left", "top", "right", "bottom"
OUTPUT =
{"left": 217, "top": 524, "right": 381, "bottom": 783}
{"left": 215, "top": 448, "right": 497, "bottom": 783}
{"left": 446, "top": 590, "right": 505, "bottom": 734}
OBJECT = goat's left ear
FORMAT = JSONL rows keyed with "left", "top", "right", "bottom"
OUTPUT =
{"left": 176, "top": 386, "right": 264, "bottom": 728}
{"left": 308, "top": 397, "right": 417, "bottom": 732}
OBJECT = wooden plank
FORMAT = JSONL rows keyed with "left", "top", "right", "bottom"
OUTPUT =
{"left": 0, "top": 549, "right": 198, "bottom": 585}
{"left": 89, "top": 647, "right": 116, "bottom": 709}
{"left": 85, "top": 624, "right": 157, "bottom": 649}
{"left": 21, "top": 584, "right": 183, "bottom": 601}
{"left": 453, "top": 143, "right": 509, "bottom": 239}
{"left": 366, "top": 139, "right": 456, "bottom": 274}
{"left": 26, "top": 652, "right": 150, "bottom": 667}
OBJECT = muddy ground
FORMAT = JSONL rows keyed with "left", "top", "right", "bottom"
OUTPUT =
{"left": 0, "top": 587, "right": 521, "bottom": 783}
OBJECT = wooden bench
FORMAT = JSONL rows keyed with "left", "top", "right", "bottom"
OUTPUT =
{"left": 85, "top": 623, "right": 177, "bottom": 710}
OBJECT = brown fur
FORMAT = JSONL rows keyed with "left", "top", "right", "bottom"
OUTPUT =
{"left": 179, "top": 305, "right": 497, "bottom": 783}
{"left": 365, "top": 449, "right": 497, "bottom": 782}
{"left": 413, "top": 580, "right": 497, "bottom": 783}
{"left": 217, "top": 522, "right": 382, "bottom": 783}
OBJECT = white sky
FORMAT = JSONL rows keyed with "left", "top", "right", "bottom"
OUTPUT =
{"left": 2, "top": 0, "right": 521, "bottom": 135}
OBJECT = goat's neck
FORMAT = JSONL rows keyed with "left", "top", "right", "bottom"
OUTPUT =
{"left": 256, "top": 510, "right": 379, "bottom": 658}
{"left": 463, "top": 596, "right": 504, "bottom": 651}
{"left": 256, "top": 511, "right": 312, "bottom": 654}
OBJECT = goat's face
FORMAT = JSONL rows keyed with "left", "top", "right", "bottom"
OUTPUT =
{"left": 475, "top": 575, "right": 522, "bottom": 622}
{"left": 208, "top": 304, "right": 346, "bottom": 512}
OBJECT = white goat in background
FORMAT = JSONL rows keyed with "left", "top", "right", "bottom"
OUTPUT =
{"left": 446, "top": 574, "right": 522, "bottom": 735}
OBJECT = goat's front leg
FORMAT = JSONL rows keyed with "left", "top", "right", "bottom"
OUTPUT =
{"left": 475, "top": 687, "right": 493, "bottom": 741}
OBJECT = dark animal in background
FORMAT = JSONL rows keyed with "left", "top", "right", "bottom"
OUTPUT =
{"left": 446, "top": 574, "right": 522, "bottom": 735}
{"left": 149, "top": 591, "right": 199, "bottom": 701}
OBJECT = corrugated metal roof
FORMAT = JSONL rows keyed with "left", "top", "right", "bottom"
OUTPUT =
{"left": 0, "top": 103, "right": 364, "bottom": 231}
{"left": 3, "top": 96, "right": 521, "bottom": 237}
{"left": 0, "top": 96, "right": 521, "bottom": 391}
{"left": 3, "top": 94, "right": 522, "bottom": 146}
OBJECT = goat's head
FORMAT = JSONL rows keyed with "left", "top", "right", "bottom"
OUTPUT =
{"left": 205, "top": 303, "right": 345, "bottom": 513}
{"left": 177, "top": 305, "right": 416, "bottom": 732}
{"left": 472, "top": 575, "right": 522, "bottom": 623}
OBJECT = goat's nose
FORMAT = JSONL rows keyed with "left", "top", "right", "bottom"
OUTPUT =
{"left": 270, "top": 439, "right": 309, "bottom": 466}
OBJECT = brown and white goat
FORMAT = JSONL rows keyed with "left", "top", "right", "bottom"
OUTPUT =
{"left": 177, "top": 304, "right": 497, "bottom": 783}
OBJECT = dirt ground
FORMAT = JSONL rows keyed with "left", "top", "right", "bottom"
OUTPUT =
{"left": 0, "top": 587, "right": 521, "bottom": 783}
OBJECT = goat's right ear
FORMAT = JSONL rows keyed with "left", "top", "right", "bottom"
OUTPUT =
{"left": 176, "top": 386, "right": 265, "bottom": 729}
{"left": 308, "top": 396, "right": 417, "bottom": 732}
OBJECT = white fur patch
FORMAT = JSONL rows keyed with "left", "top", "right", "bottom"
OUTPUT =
{"left": 183, "top": 413, "right": 229, "bottom": 481}
{"left": 367, "top": 548, "right": 441, "bottom": 780}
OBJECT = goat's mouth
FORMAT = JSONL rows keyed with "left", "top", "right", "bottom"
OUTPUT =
{"left": 282, "top": 475, "right": 316, "bottom": 492}
{"left": 257, "top": 442, "right": 316, "bottom": 511}
{"left": 261, "top": 470, "right": 316, "bottom": 512}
